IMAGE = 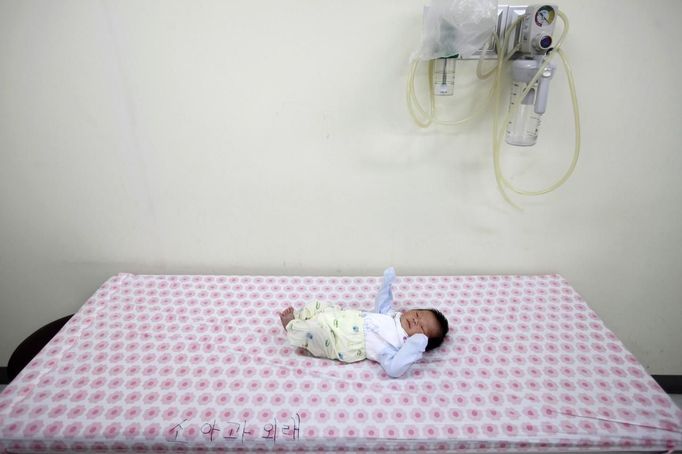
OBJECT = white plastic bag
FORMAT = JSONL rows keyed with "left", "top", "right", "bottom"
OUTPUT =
{"left": 415, "top": 0, "right": 497, "bottom": 60}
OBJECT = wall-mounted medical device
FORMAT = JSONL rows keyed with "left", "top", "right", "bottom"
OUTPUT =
{"left": 407, "top": 2, "right": 580, "bottom": 208}
{"left": 505, "top": 5, "right": 557, "bottom": 146}
{"left": 519, "top": 5, "right": 557, "bottom": 55}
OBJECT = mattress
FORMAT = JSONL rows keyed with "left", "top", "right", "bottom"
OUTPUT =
{"left": 1, "top": 272, "right": 680, "bottom": 453}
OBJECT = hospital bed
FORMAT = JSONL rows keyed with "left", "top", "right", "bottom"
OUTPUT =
{"left": 1, "top": 272, "right": 680, "bottom": 452}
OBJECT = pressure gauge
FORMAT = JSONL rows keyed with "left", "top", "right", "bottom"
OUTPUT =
{"left": 534, "top": 5, "right": 556, "bottom": 27}
{"left": 519, "top": 5, "right": 558, "bottom": 55}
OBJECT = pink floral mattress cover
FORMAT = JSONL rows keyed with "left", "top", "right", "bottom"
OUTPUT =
{"left": 0, "top": 273, "right": 680, "bottom": 453}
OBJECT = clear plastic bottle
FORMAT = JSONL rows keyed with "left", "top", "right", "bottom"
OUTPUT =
{"left": 505, "top": 81, "right": 541, "bottom": 146}
{"left": 433, "top": 57, "right": 457, "bottom": 96}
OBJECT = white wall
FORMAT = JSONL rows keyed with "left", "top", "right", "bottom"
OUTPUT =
{"left": 1, "top": 0, "right": 680, "bottom": 373}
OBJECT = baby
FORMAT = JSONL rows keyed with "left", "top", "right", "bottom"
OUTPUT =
{"left": 279, "top": 267, "right": 449, "bottom": 378}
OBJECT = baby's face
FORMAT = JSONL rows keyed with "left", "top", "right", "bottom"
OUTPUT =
{"left": 400, "top": 310, "right": 441, "bottom": 339}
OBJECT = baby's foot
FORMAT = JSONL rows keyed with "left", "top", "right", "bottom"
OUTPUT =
{"left": 280, "top": 307, "right": 295, "bottom": 330}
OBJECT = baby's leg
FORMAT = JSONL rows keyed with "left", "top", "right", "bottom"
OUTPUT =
{"left": 285, "top": 317, "right": 338, "bottom": 360}
{"left": 295, "top": 300, "right": 336, "bottom": 321}
{"left": 279, "top": 301, "right": 333, "bottom": 333}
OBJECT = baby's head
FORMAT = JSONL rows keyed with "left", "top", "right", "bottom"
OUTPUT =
{"left": 400, "top": 308, "right": 449, "bottom": 351}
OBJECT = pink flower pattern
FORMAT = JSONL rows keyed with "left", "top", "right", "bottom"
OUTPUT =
{"left": 0, "top": 273, "right": 679, "bottom": 452}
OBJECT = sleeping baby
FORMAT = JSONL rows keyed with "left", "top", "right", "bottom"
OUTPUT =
{"left": 279, "top": 267, "right": 449, "bottom": 378}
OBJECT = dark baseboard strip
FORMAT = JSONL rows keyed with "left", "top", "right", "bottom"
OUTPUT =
{"left": 0, "top": 366, "right": 679, "bottom": 392}
{"left": 652, "top": 375, "right": 682, "bottom": 394}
